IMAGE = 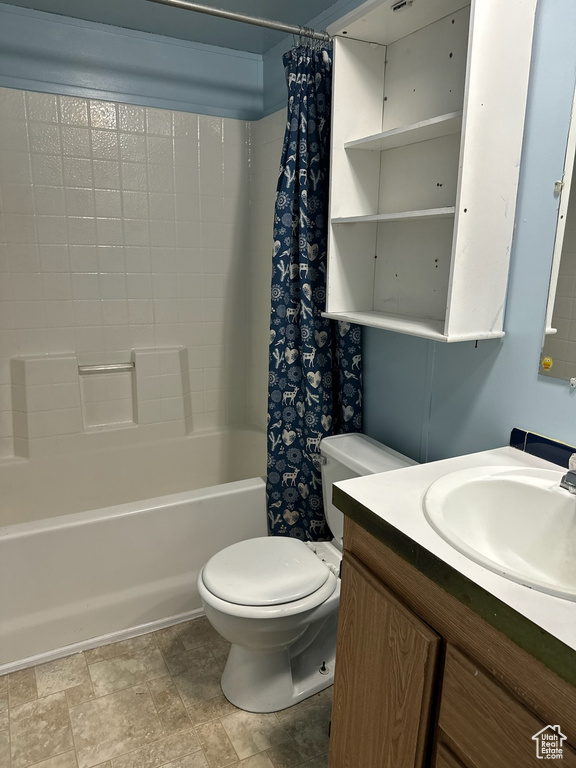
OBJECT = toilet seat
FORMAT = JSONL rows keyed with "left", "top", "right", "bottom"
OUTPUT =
{"left": 199, "top": 569, "right": 339, "bottom": 619}
{"left": 199, "top": 536, "right": 340, "bottom": 620}
{"left": 202, "top": 537, "right": 331, "bottom": 606}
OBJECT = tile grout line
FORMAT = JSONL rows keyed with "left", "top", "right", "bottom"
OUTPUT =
{"left": 4, "top": 675, "right": 9, "bottom": 768}
{"left": 63, "top": 657, "right": 82, "bottom": 768}
{"left": 7, "top": 702, "right": 12, "bottom": 768}
{"left": 155, "top": 626, "right": 199, "bottom": 742}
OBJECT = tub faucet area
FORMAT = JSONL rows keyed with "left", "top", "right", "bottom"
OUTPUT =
{"left": 560, "top": 454, "right": 576, "bottom": 494}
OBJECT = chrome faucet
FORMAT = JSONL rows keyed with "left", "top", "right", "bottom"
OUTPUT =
{"left": 560, "top": 453, "right": 576, "bottom": 494}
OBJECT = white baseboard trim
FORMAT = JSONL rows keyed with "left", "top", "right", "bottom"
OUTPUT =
{"left": 0, "top": 607, "right": 205, "bottom": 676}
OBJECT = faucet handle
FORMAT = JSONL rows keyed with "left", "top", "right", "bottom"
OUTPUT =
{"left": 569, "top": 453, "right": 576, "bottom": 471}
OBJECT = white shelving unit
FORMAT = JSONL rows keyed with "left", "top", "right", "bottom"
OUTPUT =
{"left": 325, "top": 0, "right": 537, "bottom": 342}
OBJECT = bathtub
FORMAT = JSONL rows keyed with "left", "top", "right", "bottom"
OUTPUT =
{"left": 0, "top": 428, "right": 267, "bottom": 673}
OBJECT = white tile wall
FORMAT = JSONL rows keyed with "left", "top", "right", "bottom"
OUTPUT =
{"left": 133, "top": 347, "right": 190, "bottom": 429}
{"left": 11, "top": 354, "right": 82, "bottom": 457}
{"left": 0, "top": 87, "right": 261, "bottom": 458}
{"left": 11, "top": 346, "right": 196, "bottom": 456}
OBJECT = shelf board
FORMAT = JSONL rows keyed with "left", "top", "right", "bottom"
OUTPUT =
{"left": 323, "top": 310, "right": 448, "bottom": 340}
{"left": 332, "top": 207, "right": 455, "bottom": 225}
{"left": 344, "top": 112, "right": 463, "bottom": 152}
{"left": 323, "top": 311, "right": 506, "bottom": 342}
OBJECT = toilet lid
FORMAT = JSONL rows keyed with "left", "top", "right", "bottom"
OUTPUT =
{"left": 202, "top": 537, "right": 330, "bottom": 606}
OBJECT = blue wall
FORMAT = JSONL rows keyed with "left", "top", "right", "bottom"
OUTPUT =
{"left": 0, "top": 3, "right": 263, "bottom": 119}
{"left": 363, "top": 0, "right": 576, "bottom": 462}
{"left": 0, "top": 0, "right": 368, "bottom": 119}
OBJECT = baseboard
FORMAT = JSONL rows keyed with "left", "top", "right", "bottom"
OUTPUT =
{"left": 0, "top": 607, "right": 205, "bottom": 676}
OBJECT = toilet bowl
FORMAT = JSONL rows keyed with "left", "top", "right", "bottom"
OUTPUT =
{"left": 198, "top": 433, "right": 417, "bottom": 713}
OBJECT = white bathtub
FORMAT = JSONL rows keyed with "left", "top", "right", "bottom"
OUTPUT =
{"left": 0, "top": 428, "right": 267, "bottom": 672}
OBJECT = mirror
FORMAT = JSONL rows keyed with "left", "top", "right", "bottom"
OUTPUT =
{"left": 540, "top": 86, "right": 576, "bottom": 382}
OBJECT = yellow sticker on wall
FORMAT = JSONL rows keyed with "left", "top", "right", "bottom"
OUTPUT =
{"left": 542, "top": 356, "right": 553, "bottom": 371}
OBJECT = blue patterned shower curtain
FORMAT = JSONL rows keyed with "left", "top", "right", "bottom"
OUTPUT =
{"left": 266, "top": 43, "right": 363, "bottom": 541}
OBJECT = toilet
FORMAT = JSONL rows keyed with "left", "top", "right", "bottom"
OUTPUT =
{"left": 197, "top": 433, "right": 417, "bottom": 713}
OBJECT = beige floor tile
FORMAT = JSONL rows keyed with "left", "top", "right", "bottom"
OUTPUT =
{"left": 265, "top": 741, "right": 304, "bottom": 768}
{"left": 162, "top": 645, "right": 221, "bottom": 679}
{"left": 195, "top": 720, "right": 239, "bottom": 768}
{"left": 176, "top": 618, "right": 221, "bottom": 651}
{"left": 1, "top": 729, "right": 10, "bottom": 768}
{"left": 149, "top": 627, "right": 186, "bottom": 657}
{"left": 0, "top": 682, "right": 8, "bottom": 730}
{"left": 110, "top": 729, "right": 201, "bottom": 768}
{"left": 163, "top": 754, "right": 209, "bottom": 768}
{"left": 27, "top": 751, "right": 78, "bottom": 767}
{"left": 300, "top": 754, "right": 329, "bottom": 767}
{"left": 287, "top": 724, "right": 329, "bottom": 764}
{"left": 10, "top": 692, "right": 73, "bottom": 768}
{"left": 172, "top": 669, "right": 222, "bottom": 709}
{"left": 88, "top": 648, "right": 168, "bottom": 697}
{"left": 35, "top": 654, "right": 90, "bottom": 698}
{"left": 8, "top": 669, "right": 38, "bottom": 709}
{"left": 0, "top": 674, "right": 8, "bottom": 720}
{"left": 83, "top": 635, "right": 158, "bottom": 665}
{"left": 2, "top": 625, "right": 332, "bottom": 768}
{"left": 65, "top": 681, "right": 95, "bottom": 708}
{"left": 147, "top": 676, "right": 191, "bottom": 734}
{"left": 209, "top": 638, "right": 231, "bottom": 670}
{"left": 239, "top": 756, "right": 275, "bottom": 768}
{"left": 220, "top": 711, "right": 285, "bottom": 761}
{"left": 186, "top": 695, "right": 237, "bottom": 726}
{"left": 68, "top": 684, "right": 164, "bottom": 768}
{"left": 276, "top": 696, "right": 331, "bottom": 764}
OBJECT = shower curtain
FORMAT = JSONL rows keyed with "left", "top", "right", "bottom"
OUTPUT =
{"left": 266, "top": 42, "right": 362, "bottom": 541}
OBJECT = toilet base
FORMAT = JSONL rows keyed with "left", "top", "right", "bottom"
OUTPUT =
{"left": 220, "top": 612, "right": 338, "bottom": 713}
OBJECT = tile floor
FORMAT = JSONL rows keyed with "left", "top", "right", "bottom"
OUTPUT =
{"left": 0, "top": 617, "right": 332, "bottom": 768}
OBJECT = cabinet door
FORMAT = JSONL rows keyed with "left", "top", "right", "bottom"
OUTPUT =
{"left": 330, "top": 552, "right": 440, "bottom": 768}
{"left": 435, "top": 744, "right": 467, "bottom": 768}
{"left": 438, "top": 646, "right": 576, "bottom": 768}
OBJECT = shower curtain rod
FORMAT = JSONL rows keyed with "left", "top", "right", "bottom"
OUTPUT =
{"left": 146, "top": 0, "right": 332, "bottom": 42}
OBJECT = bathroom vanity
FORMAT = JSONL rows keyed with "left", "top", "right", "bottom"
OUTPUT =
{"left": 329, "top": 447, "right": 576, "bottom": 768}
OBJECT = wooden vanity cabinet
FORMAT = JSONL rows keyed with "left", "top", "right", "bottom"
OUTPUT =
{"left": 330, "top": 553, "right": 440, "bottom": 768}
{"left": 436, "top": 646, "right": 576, "bottom": 768}
{"left": 330, "top": 519, "right": 576, "bottom": 768}
{"left": 434, "top": 744, "right": 466, "bottom": 768}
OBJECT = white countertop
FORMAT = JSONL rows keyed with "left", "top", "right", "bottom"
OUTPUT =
{"left": 335, "top": 446, "right": 576, "bottom": 653}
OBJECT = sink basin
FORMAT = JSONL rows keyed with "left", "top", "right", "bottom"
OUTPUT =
{"left": 424, "top": 466, "right": 576, "bottom": 601}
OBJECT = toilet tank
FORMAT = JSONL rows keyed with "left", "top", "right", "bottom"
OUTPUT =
{"left": 319, "top": 434, "right": 417, "bottom": 547}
